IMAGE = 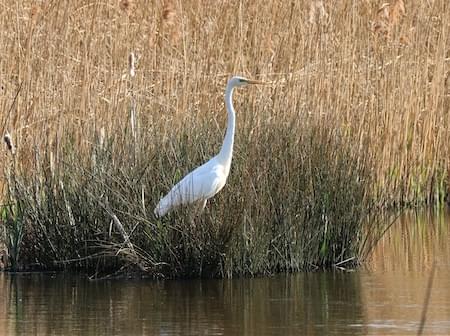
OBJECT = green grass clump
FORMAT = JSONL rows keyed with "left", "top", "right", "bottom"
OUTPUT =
{"left": 3, "top": 121, "right": 374, "bottom": 277}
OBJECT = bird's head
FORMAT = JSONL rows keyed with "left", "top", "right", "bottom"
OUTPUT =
{"left": 228, "top": 76, "right": 267, "bottom": 88}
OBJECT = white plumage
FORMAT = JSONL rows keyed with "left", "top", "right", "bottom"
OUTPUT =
{"left": 154, "top": 76, "right": 264, "bottom": 217}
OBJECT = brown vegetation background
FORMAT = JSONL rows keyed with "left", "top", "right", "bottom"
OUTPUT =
{"left": 0, "top": 0, "right": 449, "bottom": 203}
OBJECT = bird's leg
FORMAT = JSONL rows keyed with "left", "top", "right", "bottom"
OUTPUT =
{"left": 189, "top": 199, "right": 207, "bottom": 228}
{"left": 195, "top": 199, "right": 207, "bottom": 216}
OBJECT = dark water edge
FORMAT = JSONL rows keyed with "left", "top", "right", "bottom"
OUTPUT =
{"left": 1, "top": 208, "right": 450, "bottom": 335}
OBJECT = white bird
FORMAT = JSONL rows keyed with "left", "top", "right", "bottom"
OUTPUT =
{"left": 154, "top": 76, "right": 265, "bottom": 217}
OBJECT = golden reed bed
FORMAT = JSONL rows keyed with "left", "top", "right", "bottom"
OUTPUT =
{"left": 0, "top": 0, "right": 448, "bottom": 204}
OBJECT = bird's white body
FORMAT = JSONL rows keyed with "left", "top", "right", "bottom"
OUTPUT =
{"left": 154, "top": 76, "right": 260, "bottom": 217}
{"left": 154, "top": 156, "right": 229, "bottom": 217}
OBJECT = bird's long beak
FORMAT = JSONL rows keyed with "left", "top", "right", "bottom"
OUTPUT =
{"left": 247, "top": 79, "right": 269, "bottom": 85}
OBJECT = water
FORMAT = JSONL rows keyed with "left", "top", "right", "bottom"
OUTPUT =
{"left": 1, "top": 209, "right": 450, "bottom": 335}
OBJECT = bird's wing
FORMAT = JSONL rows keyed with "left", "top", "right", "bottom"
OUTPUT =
{"left": 155, "top": 161, "right": 225, "bottom": 216}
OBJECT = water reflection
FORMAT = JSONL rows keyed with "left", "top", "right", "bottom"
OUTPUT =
{"left": 1, "top": 209, "right": 450, "bottom": 335}
{"left": 361, "top": 209, "right": 450, "bottom": 335}
{"left": 0, "top": 272, "right": 367, "bottom": 335}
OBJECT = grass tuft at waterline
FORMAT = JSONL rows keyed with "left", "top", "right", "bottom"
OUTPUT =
{"left": 4, "top": 123, "right": 373, "bottom": 277}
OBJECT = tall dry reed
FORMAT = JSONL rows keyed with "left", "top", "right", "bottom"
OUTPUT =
{"left": 0, "top": 0, "right": 447, "bottom": 204}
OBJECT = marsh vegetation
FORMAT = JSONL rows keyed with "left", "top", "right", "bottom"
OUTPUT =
{"left": 0, "top": 0, "right": 449, "bottom": 277}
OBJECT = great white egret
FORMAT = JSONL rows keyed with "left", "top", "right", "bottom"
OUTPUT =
{"left": 154, "top": 76, "right": 264, "bottom": 217}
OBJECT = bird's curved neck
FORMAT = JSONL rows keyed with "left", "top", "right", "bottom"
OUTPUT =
{"left": 217, "top": 83, "right": 236, "bottom": 170}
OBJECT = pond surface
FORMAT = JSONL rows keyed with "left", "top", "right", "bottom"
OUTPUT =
{"left": 1, "top": 209, "right": 450, "bottom": 335}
